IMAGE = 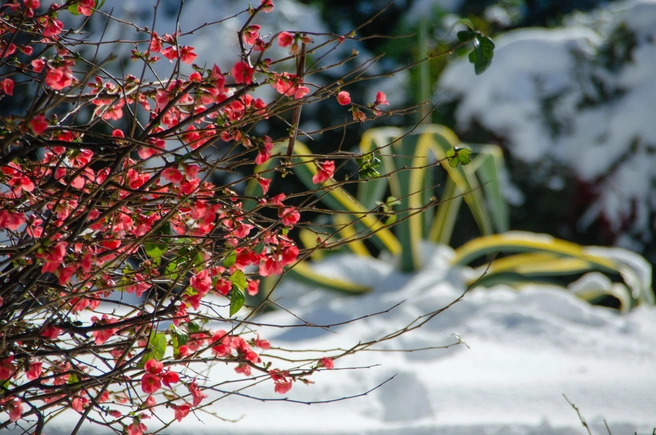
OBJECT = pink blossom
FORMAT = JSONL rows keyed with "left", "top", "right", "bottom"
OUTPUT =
{"left": 1, "top": 78, "right": 14, "bottom": 96}
{"left": 30, "top": 115, "right": 48, "bottom": 135}
{"left": 6, "top": 397, "right": 22, "bottom": 422}
{"left": 247, "top": 279, "right": 260, "bottom": 296}
{"left": 141, "top": 373, "right": 161, "bottom": 394}
{"left": 278, "top": 31, "right": 294, "bottom": 48}
{"left": 45, "top": 66, "right": 73, "bottom": 90}
{"left": 319, "top": 357, "right": 334, "bottom": 369}
{"left": 280, "top": 207, "right": 300, "bottom": 226}
{"left": 173, "top": 403, "right": 191, "bottom": 422}
{"left": 77, "top": 0, "right": 96, "bottom": 16}
{"left": 180, "top": 46, "right": 197, "bottom": 64}
{"left": 144, "top": 359, "right": 163, "bottom": 375}
{"left": 243, "top": 25, "right": 261, "bottom": 45}
{"left": 0, "top": 356, "right": 14, "bottom": 380}
{"left": 337, "top": 91, "right": 351, "bottom": 106}
{"left": 40, "top": 324, "right": 62, "bottom": 340}
{"left": 188, "top": 380, "right": 208, "bottom": 406}
{"left": 128, "top": 422, "right": 147, "bottom": 435}
{"left": 374, "top": 91, "right": 389, "bottom": 106}
{"left": 312, "top": 160, "right": 335, "bottom": 184}
{"left": 0, "top": 210, "right": 26, "bottom": 231}
{"left": 231, "top": 61, "right": 255, "bottom": 85}
{"left": 162, "top": 370, "right": 180, "bottom": 387}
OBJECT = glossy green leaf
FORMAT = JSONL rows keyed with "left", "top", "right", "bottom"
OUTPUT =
{"left": 471, "top": 35, "right": 495, "bottom": 75}
{"left": 229, "top": 270, "right": 247, "bottom": 292}
{"left": 230, "top": 288, "right": 245, "bottom": 316}
{"left": 169, "top": 324, "right": 188, "bottom": 346}
{"left": 446, "top": 147, "right": 473, "bottom": 168}
{"left": 223, "top": 251, "right": 236, "bottom": 267}
{"left": 457, "top": 30, "right": 476, "bottom": 42}
{"left": 151, "top": 333, "right": 167, "bottom": 361}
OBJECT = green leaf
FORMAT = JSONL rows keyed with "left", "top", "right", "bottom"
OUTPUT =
{"left": 357, "top": 153, "right": 382, "bottom": 179}
{"left": 144, "top": 242, "right": 167, "bottom": 262}
{"left": 447, "top": 147, "right": 473, "bottom": 168}
{"left": 68, "top": 373, "right": 79, "bottom": 385}
{"left": 457, "top": 30, "right": 476, "bottom": 42}
{"left": 230, "top": 288, "right": 245, "bottom": 316}
{"left": 223, "top": 251, "right": 236, "bottom": 267}
{"left": 150, "top": 333, "right": 167, "bottom": 361}
{"left": 473, "top": 35, "right": 495, "bottom": 75}
{"left": 187, "top": 322, "right": 201, "bottom": 333}
{"left": 468, "top": 50, "right": 476, "bottom": 66}
{"left": 229, "top": 270, "right": 247, "bottom": 292}
{"left": 169, "top": 325, "right": 188, "bottom": 346}
{"left": 68, "top": 5, "right": 80, "bottom": 15}
{"left": 165, "top": 261, "right": 179, "bottom": 282}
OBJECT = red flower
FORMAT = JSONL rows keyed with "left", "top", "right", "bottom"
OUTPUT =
{"left": 337, "top": 91, "right": 351, "bottom": 106}
{"left": 279, "top": 207, "right": 300, "bottom": 226}
{"left": 40, "top": 324, "right": 62, "bottom": 340}
{"left": 278, "top": 31, "right": 294, "bottom": 48}
{"left": 259, "top": 257, "right": 282, "bottom": 277}
{"left": 6, "top": 397, "right": 22, "bottom": 422}
{"left": 0, "top": 210, "right": 26, "bottom": 231}
{"left": 247, "top": 279, "right": 260, "bottom": 296}
{"left": 162, "top": 370, "right": 180, "bottom": 387}
{"left": 45, "top": 66, "right": 73, "bottom": 90}
{"left": 243, "top": 25, "right": 261, "bottom": 45}
{"left": 0, "top": 356, "right": 14, "bottom": 380}
{"left": 173, "top": 403, "right": 191, "bottom": 422}
{"left": 374, "top": 91, "right": 389, "bottom": 106}
{"left": 319, "top": 357, "right": 334, "bottom": 369}
{"left": 127, "top": 422, "right": 147, "bottom": 435}
{"left": 180, "top": 46, "right": 197, "bottom": 64}
{"left": 1, "top": 78, "right": 14, "bottom": 96}
{"left": 257, "top": 177, "right": 271, "bottom": 195}
{"left": 188, "top": 380, "right": 208, "bottom": 406}
{"left": 30, "top": 115, "right": 48, "bottom": 135}
{"left": 162, "top": 167, "right": 184, "bottom": 184}
{"left": 274, "top": 379, "right": 292, "bottom": 394}
{"left": 231, "top": 61, "right": 254, "bottom": 85}
{"left": 312, "top": 160, "right": 335, "bottom": 184}
{"left": 77, "top": 0, "right": 96, "bottom": 16}
{"left": 190, "top": 269, "right": 211, "bottom": 294}
{"left": 141, "top": 373, "right": 161, "bottom": 394}
{"left": 144, "top": 358, "right": 163, "bottom": 375}
{"left": 41, "top": 17, "right": 64, "bottom": 37}
{"left": 58, "top": 266, "right": 75, "bottom": 286}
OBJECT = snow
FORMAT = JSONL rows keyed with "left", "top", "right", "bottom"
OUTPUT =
{"left": 437, "top": 0, "right": 656, "bottom": 248}
{"left": 26, "top": 245, "right": 656, "bottom": 435}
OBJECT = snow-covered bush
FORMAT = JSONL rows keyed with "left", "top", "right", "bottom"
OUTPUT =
{"left": 438, "top": 0, "right": 656, "bottom": 261}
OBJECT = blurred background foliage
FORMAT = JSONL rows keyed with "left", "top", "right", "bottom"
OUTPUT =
{"left": 5, "top": 0, "right": 653, "bottom": 305}
{"left": 293, "top": 0, "right": 656, "bottom": 273}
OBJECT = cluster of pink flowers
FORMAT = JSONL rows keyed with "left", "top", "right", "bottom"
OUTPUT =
{"left": 0, "top": 0, "right": 382, "bottom": 430}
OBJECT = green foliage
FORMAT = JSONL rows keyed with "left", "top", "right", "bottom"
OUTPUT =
{"left": 140, "top": 332, "right": 167, "bottom": 366}
{"left": 446, "top": 146, "right": 473, "bottom": 167}
{"left": 254, "top": 125, "right": 652, "bottom": 311}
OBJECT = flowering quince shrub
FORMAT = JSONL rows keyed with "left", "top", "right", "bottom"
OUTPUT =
{"left": 0, "top": 1, "right": 468, "bottom": 434}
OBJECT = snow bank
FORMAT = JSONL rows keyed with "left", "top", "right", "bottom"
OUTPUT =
{"left": 28, "top": 246, "right": 656, "bottom": 434}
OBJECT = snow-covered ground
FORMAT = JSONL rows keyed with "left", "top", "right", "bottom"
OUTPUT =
{"left": 32, "top": 245, "right": 656, "bottom": 435}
